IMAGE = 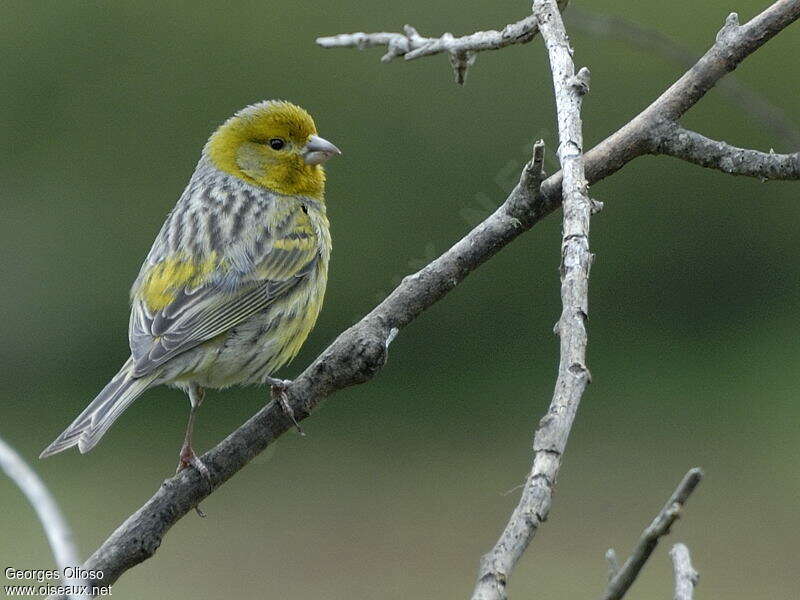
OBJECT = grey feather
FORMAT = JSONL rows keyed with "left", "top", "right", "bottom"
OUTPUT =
{"left": 40, "top": 359, "right": 154, "bottom": 458}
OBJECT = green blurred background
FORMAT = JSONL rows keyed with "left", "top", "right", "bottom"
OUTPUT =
{"left": 2, "top": 1, "right": 798, "bottom": 598}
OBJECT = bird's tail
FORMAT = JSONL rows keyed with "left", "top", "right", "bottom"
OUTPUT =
{"left": 40, "top": 358, "right": 154, "bottom": 458}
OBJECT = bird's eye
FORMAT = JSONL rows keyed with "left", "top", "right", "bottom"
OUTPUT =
{"left": 269, "top": 138, "right": 286, "bottom": 150}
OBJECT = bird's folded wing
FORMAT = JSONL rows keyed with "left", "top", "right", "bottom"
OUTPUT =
{"left": 128, "top": 228, "right": 319, "bottom": 378}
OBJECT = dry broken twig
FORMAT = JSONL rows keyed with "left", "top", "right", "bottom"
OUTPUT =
{"left": 601, "top": 468, "right": 703, "bottom": 600}
{"left": 316, "top": 0, "right": 570, "bottom": 83}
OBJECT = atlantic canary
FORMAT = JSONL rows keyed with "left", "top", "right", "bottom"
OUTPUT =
{"left": 40, "top": 100, "right": 340, "bottom": 476}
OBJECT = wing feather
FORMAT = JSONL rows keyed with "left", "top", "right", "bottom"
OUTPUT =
{"left": 128, "top": 201, "right": 320, "bottom": 378}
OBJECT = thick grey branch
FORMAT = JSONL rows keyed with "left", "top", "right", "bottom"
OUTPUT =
{"left": 601, "top": 468, "right": 703, "bottom": 600}
{"left": 316, "top": 1, "right": 569, "bottom": 84}
{"left": 652, "top": 123, "right": 800, "bottom": 179}
{"left": 670, "top": 544, "right": 699, "bottom": 600}
{"left": 0, "top": 435, "right": 88, "bottom": 599}
{"left": 471, "top": 3, "right": 591, "bottom": 599}
{"left": 76, "top": 1, "right": 798, "bottom": 592}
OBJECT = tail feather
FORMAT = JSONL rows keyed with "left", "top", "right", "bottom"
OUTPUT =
{"left": 40, "top": 359, "right": 153, "bottom": 458}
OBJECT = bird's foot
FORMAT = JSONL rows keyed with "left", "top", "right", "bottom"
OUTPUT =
{"left": 266, "top": 377, "right": 305, "bottom": 436}
{"left": 176, "top": 444, "right": 211, "bottom": 517}
{"left": 176, "top": 444, "right": 211, "bottom": 479}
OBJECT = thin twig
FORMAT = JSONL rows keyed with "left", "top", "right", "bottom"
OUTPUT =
{"left": 315, "top": 0, "right": 569, "bottom": 84}
{"left": 73, "top": 1, "right": 800, "bottom": 590}
{"left": 0, "top": 435, "right": 88, "bottom": 599}
{"left": 670, "top": 544, "right": 700, "bottom": 600}
{"left": 601, "top": 468, "right": 703, "bottom": 600}
{"left": 652, "top": 123, "right": 800, "bottom": 180}
{"left": 471, "top": 2, "right": 591, "bottom": 598}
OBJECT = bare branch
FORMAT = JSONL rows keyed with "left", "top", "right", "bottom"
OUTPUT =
{"left": 471, "top": 3, "right": 591, "bottom": 598}
{"left": 316, "top": 1, "right": 569, "bottom": 84}
{"left": 568, "top": 6, "right": 800, "bottom": 149}
{"left": 652, "top": 124, "right": 800, "bottom": 180}
{"left": 584, "top": 2, "right": 800, "bottom": 184}
{"left": 601, "top": 468, "right": 703, "bottom": 600}
{"left": 670, "top": 544, "right": 700, "bottom": 600}
{"left": 0, "top": 435, "right": 88, "bottom": 599}
{"left": 73, "top": 1, "right": 799, "bottom": 590}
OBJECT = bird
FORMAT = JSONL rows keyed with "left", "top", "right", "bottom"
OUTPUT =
{"left": 40, "top": 100, "right": 340, "bottom": 478}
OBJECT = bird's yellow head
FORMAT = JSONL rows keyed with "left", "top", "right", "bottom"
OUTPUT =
{"left": 205, "top": 100, "right": 340, "bottom": 199}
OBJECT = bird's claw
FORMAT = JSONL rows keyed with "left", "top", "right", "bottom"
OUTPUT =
{"left": 177, "top": 445, "right": 211, "bottom": 516}
{"left": 268, "top": 379, "right": 305, "bottom": 436}
{"left": 178, "top": 452, "right": 211, "bottom": 481}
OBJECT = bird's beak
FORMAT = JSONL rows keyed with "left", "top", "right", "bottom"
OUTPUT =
{"left": 303, "top": 134, "right": 341, "bottom": 165}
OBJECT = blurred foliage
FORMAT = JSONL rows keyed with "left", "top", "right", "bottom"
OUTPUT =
{"left": 1, "top": 1, "right": 798, "bottom": 598}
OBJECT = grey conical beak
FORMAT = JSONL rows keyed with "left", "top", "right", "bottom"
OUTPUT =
{"left": 303, "top": 134, "right": 341, "bottom": 165}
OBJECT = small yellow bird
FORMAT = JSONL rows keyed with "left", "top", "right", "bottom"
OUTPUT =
{"left": 41, "top": 100, "right": 340, "bottom": 476}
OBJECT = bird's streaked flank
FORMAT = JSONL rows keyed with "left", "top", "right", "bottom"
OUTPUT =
{"left": 41, "top": 100, "right": 340, "bottom": 477}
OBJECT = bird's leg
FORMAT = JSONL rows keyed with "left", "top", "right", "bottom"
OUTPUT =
{"left": 177, "top": 384, "right": 212, "bottom": 483}
{"left": 265, "top": 377, "right": 305, "bottom": 436}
